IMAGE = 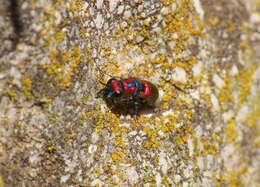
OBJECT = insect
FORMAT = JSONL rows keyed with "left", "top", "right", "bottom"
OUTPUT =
{"left": 97, "top": 77, "right": 159, "bottom": 115}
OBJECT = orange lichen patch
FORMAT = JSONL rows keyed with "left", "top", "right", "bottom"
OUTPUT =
{"left": 217, "top": 74, "right": 235, "bottom": 111}
{"left": 236, "top": 66, "right": 255, "bottom": 108}
{"left": 226, "top": 167, "right": 248, "bottom": 187}
{"left": 111, "top": 152, "right": 122, "bottom": 163}
{"left": 159, "top": 114, "right": 177, "bottom": 134}
{"left": 175, "top": 135, "right": 182, "bottom": 145}
{"left": 54, "top": 31, "right": 66, "bottom": 43}
{"left": 182, "top": 135, "right": 188, "bottom": 143}
{"left": 227, "top": 20, "right": 236, "bottom": 32}
{"left": 209, "top": 18, "right": 219, "bottom": 26}
{"left": 186, "top": 110, "right": 192, "bottom": 120}
{"left": 70, "top": 46, "right": 82, "bottom": 64}
{"left": 194, "top": 132, "right": 220, "bottom": 156}
{"left": 207, "top": 144, "right": 217, "bottom": 155}
{"left": 113, "top": 136, "right": 125, "bottom": 148}
{"left": 143, "top": 127, "right": 152, "bottom": 137}
{"left": 143, "top": 127, "right": 161, "bottom": 150}
{"left": 47, "top": 145, "right": 55, "bottom": 152}
{"left": 30, "top": 0, "right": 36, "bottom": 9}
{"left": 16, "top": 122, "right": 22, "bottom": 127}
{"left": 161, "top": 122, "right": 172, "bottom": 134}
{"left": 74, "top": 0, "right": 84, "bottom": 10}
{"left": 244, "top": 96, "right": 260, "bottom": 129}
{"left": 21, "top": 77, "right": 32, "bottom": 99}
{"left": 67, "top": 133, "right": 76, "bottom": 139}
{"left": 218, "top": 89, "right": 234, "bottom": 111}
{"left": 1, "top": 114, "right": 8, "bottom": 122}
{"left": 42, "top": 98, "right": 53, "bottom": 104}
{"left": 43, "top": 46, "right": 83, "bottom": 88}
{"left": 226, "top": 120, "right": 238, "bottom": 141}
{"left": 93, "top": 108, "right": 123, "bottom": 135}
{"left": 7, "top": 89, "right": 17, "bottom": 100}
{"left": 203, "top": 139, "right": 209, "bottom": 149}
{"left": 252, "top": 133, "right": 260, "bottom": 147}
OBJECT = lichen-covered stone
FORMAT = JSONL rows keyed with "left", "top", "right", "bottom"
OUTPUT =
{"left": 0, "top": 0, "right": 259, "bottom": 186}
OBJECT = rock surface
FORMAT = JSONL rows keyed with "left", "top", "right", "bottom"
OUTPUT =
{"left": 0, "top": 0, "right": 259, "bottom": 186}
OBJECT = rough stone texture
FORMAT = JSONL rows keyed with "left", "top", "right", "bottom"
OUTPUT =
{"left": 0, "top": 0, "right": 259, "bottom": 186}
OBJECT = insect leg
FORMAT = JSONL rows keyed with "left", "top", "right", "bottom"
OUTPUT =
{"left": 134, "top": 101, "right": 140, "bottom": 114}
{"left": 96, "top": 89, "right": 104, "bottom": 98}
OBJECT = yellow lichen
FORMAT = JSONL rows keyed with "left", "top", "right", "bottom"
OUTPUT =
{"left": 48, "top": 145, "right": 55, "bottom": 152}
{"left": 7, "top": 89, "right": 17, "bottom": 99}
{"left": 209, "top": 18, "right": 219, "bottom": 25}
{"left": 21, "top": 77, "right": 32, "bottom": 99}
{"left": 226, "top": 120, "right": 238, "bottom": 141}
